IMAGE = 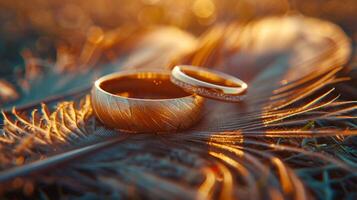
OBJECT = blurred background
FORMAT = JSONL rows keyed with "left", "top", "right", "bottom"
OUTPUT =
{"left": 0, "top": 0, "right": 356, "bottom": 105}
{"left": 0, "top": 0, "right": 356, "bottom": 70}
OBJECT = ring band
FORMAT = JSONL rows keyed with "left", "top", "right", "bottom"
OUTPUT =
{"left": 170, "top": 65, "right": 248, "bottom": 102}
{"left": 91, "top": 70, "right": 204, "bottom": 133}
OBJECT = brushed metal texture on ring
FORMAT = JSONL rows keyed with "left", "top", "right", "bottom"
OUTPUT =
{"left": 171, "top": 65, "right": 248, "bottom": 102}
{"left": 91, "top": 70, "right": 205, "bottom": 133}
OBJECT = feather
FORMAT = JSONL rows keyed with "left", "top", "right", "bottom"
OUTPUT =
{"left": 0, "top": 16, "right": 356, "bottom": 199}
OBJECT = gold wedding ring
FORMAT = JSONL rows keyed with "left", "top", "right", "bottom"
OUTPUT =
{"left": 171, "top": 65, "right": 247, "bottom": 102}
{"left": 91, "top": 70, "right": 204, "bottom": 133}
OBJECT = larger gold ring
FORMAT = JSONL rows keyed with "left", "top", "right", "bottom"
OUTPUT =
{"left": 91, "top": 70, "right": 204, "bottom": 133}
{"left": 171, "top": 65, "right": 248, "bottom": 102}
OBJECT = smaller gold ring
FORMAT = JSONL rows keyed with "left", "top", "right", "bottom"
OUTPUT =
{"left": 171, "top": 65, "right": 248, "bottom": 102}
{"left": 91, "top": 70, "right": 204, "bottom": 133}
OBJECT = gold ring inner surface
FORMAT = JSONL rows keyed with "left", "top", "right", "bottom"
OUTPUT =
{"left": 180, "top": 68, "right": 241, "bottom": 88}
{"left": 99, "top": 72, "right": 191, "bottom": 99}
